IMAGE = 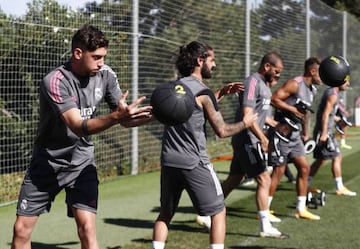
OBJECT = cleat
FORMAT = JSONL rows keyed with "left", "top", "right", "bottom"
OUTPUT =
{"left": 340, "top": 143, "right": 352, "bottom": 150}
{"left": 269, "top": 213, "right": 282, "bottom": 223}
{"left": 336, "top": 187, "right": 357, "bottom": 196}
{"left": 196, "top": 215, "right": 211, "bottom": 231}
{"left": 256, "top": 210, "right": 280, "bottom": 222}
{"left": 295, "top": 209, "right": 320, "bottom": 220}
{"left": 242, "top": 178, "right": 255, "bottom": 186}
{"left": 308, "top": 186, "right": 321, "bottom": 193}
{"left": 259, "top": 225, "right": 289, "bottom": 239}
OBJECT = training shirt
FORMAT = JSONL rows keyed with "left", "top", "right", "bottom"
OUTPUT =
{"left": 274, "top": 76, "right": 317, "bottom": 139}
{"left": 31, "top": 61, "right": 122, "bottom": 173}
{"left": 234, "top": 72, "right": 272, "bottom": 144}
{"left": 314, "top": 87, "right": 339, "bottom": 136}
{"left": 161, "top": 76, "right": 210, "bottom": 169}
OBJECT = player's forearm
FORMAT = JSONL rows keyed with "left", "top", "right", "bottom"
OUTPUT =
{"left": 215, "top": 121, "right": 247, "bottom": 138}
{"left": 320, "top": 115, "right": 329, "bottom": 139}
{"left": 80, "top": 112, "right": 120, "bottom": 136}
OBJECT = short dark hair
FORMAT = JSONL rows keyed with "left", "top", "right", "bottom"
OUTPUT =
{"left": 71, "top": 25, "right": 109, "bottom": 52}
{"left": 259, "top": 51, "right": 283, "bottom": 69}
{"left": 176, "top": 41, "right": 213, "bottom": 77}
{"left": 304, "top": 56, "right": 321, "bottom": 72}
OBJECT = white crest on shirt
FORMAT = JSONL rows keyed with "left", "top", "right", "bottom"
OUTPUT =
{"left": 95, "top": 88, "right": 103, "bottom": 101}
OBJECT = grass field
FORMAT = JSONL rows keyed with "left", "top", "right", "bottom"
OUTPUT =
{"left": 1, "top": 128, "right": 360, "bottom": 249}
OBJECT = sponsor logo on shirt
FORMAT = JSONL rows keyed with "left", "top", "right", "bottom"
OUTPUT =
{"left": 80, "top": 106, "right": 96, "bottom": 119}
{"left": 262, "top": 98, "right": 271, "bottom": 110}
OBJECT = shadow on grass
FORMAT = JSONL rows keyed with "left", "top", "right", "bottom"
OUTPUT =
{"left": 229, "top": 246, "right": 297, "bottom": 249}
{"left": 226, "top": 206, "right": 258, "bottom": 220}
{"left": 229, "top": 246, "right": 265, "bottom": 249}
{"left": 104, "top": 218, "right": 153, "bottom": 229}
{"left": 30, "top": 241, "right": 79, "bottom": 249}
{"left": 150, "top": 205, "right": 196, "bottom": 214}
{"left": 104, "top": 217, "right": 206, "bottom": 233}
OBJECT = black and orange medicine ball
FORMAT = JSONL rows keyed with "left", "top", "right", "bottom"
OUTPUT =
{"left": 150, "top": 80, "right": 195, "bottom": 126}
{"left": 319, "top": 55, "right": 350, "bottom": 87}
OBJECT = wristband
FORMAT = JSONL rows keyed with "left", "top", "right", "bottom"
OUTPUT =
{"left": 81, "top": 119, "right": 89, "bottom": 136}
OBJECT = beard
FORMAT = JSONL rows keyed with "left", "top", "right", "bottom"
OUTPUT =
{"left": 201, "top": 63, "right": 214, "bottom": 79}
{"left": 264, "top": 71, "right": 273, "bottom": 83}
{"left": 264, "top": 71, "right": 279, "bottom": 84}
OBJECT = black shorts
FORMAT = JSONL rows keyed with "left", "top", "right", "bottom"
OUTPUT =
{"left": 16, "top": 162, "right": 99, "bottom": 217}
{"left": 160, "top": 163, "right": 225, "bottom": 217}
{"left": 229, "top": 134, "right": 267, "bottom": 178}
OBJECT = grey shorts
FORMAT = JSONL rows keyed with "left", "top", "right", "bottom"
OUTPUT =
{"left": 16, "top": 163, "right": 99, "bottom": 217}
{"left": 160, "top": 163, "right": 225, "bottom": 217}
{"left": 313, "top": 134, "right": 340, "bottom": 160}
{"left": 229, "top": 134, "right": 267, "bottom": 178}
{"left": 268, "top": 129, "right": 306, "bottom": 167}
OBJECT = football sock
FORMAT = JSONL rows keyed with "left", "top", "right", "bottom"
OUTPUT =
{"left": 210, "top": 244, "right": 224, "bottom": 249}
{"left": 152, "top": 241, "right": 165, "bottom": 249}
{"left": 335, "top": 177, "right": 344, "bottom": 190}
{"left": 297, "top": 196, "right": 306, "bottom": 212}
{"left": 268, "top": 196, "right": 273, "bottom": 209}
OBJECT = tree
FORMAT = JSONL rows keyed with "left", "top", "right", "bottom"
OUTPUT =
{"left": 321, "top": 0, "right": 360, "bottom": 20}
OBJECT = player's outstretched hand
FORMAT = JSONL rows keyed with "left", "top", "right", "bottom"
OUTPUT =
{"left": 218, "top": 82, "right": 244, "bottom": 99}
{"left": 117, "top": 91, "right": 153, "bottom": 127}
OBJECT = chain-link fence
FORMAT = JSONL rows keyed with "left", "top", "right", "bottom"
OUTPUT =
{"left": 1, "top": 0, "right": 359, "bottom": 205}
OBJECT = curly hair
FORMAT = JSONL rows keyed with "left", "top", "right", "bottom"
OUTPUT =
{"left": 175, "top": 41, "right": 212, "bottom": 77}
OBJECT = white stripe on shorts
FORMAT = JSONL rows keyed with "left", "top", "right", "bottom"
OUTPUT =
{"left": 206, "top": 163, "right": 223, "bottom": 196}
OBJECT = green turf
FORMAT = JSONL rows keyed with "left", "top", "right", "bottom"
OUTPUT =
{"left": 1, "top": 129, "right": 360, "bottom": 249}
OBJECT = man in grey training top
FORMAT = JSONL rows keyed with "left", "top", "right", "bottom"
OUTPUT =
{"left": 11, "top": 25, "right": 152, "bottom": 249}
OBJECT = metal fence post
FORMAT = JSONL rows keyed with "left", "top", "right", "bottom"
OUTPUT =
{"left": 131, "top": 0, "right": 139, "bottom": 175}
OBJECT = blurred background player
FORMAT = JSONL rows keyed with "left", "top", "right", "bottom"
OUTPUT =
{"left": 267, "top": 57, "right": 322, "bottom": 221}
{"left": 335, "top": 91, "right": 352, "bottom": 149}
{"left": 196, "top": 52, "right": 288, "bottom": 239}
{"left": 308, "top": 80, "right": 356, "bottom": 196}
{"left": 150, "top": 41, "right": 257, "bottom": 249}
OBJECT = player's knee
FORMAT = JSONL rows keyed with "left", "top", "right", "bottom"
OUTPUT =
{"left": 272, "top": 166, "right": 285, "bottom": 179}
{"left": 77, "top": 221, "right": 96, "bottom": 241}
{"left": 13, "top": 221, "right": 32, "bottom": 242}
{"left": 257, "top": 172, "right": 271, "bottom": 188}
{"left": 299, "top": 165, "right": 310, "bottom": 176}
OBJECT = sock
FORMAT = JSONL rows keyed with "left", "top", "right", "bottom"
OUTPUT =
{"left": 340, "top": 138, "right": 345, "bottom": 145}
{"left": 258, "top": 210, "right": 270, "bottom": 230}
{"left": 307, "top": 176, "right": 313, "bottom": 187}
{"left": 297, "top": 196, "right": 307, "bottom": 212}
{"left": 268, "top": 196, "right": 273, "bottom": 209}
{"left": 210, "top": 244, "right": 224, "bottom": 249}
{"left": 335, "top": 177, "right": 344, "bottom": 190}
{"left": 152, "top": 241, "right": 165, "bottom": 249}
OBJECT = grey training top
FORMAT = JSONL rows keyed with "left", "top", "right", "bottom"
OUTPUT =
{"left": 234, "top": 72, "right": 272, "bottom": 144}
{"left": 161, "top": 76, "right": 210, "bottom": 169}
{"left": 314, "top": 87, "right": 339, "bottom": 136}
{"left": 274, "top": 76, "right": 317, "bottom": 139}
{"left": 30, "top": 61, "right": 122, "bottom": 176}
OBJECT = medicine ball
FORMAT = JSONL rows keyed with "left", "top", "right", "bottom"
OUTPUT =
{"left": 319, "top": 55, "right": 350, "bottom": 87}
{"left": 150, "top": 80, "right": 195, "bottom": 126}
